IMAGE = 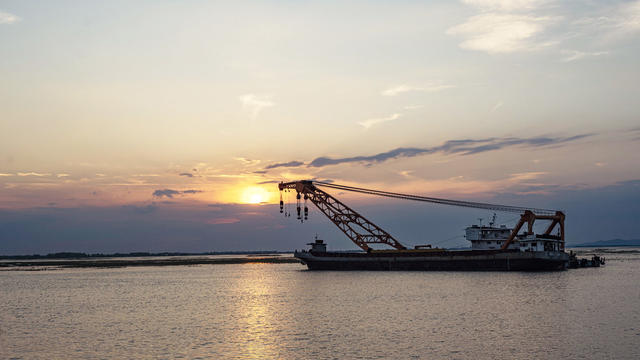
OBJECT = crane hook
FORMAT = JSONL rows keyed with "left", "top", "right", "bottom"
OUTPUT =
{"left": 304, "top": 193, "right": 309, "bottom": 220}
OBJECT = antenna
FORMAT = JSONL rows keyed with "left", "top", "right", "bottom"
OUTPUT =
{"left": 489, "top": 213, "right": 496, "bottom": 227}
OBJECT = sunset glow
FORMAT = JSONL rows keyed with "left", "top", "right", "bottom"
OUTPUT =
{"left": 0, "top": 0, "right": 639, "bottom": 254}
{"left": 240, "top": 186, "right": 271, "bottom": 205}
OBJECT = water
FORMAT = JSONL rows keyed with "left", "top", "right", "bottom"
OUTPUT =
{"left": 1, "top": 249, "right": 639, "bottom": 359}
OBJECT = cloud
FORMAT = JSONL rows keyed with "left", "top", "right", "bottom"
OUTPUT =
{"left": 306, "top": 134, "right": 591, "bottom": 168}
{"left": 152, "top": 189, "right": 202, "bottom": 198}
{"left": 448, "top": 0, "right": 561, "bottom": 54}
{"left": 381, "top": 83, "right": 455, "bottom": 96}
{"left": 239, "top": 94, "right": 274, "bottom": 119}
{"left": 257, "top": 180, "right": 281, "bottom": 184}
{"left": 0, "top": 11, "right": 20, "bottom": 24}
{"left": 122, "top": 204, "right": 158, "bottom": 214}
{"left": 399, "top": 170, "right": 414, "bottom": 178}
{"left": 451, "top": 0, "right": 640, "bottom": 56}
{"left": 207, "top": 217, "right": 241, "bottom": 225}
{"left": 17, "top": 172, "right": 50, "bottom": 177}
{"left": 615, "top": 0, "right": 640, "bottom": 33}
{"left": 570, "top": 1, "right": 640, "bottom": 42}
{"left": 627, "top": 127, "right": 640, "bottom": 141}
{"left": 181, "top": 190, "right": 202, "bottom": 194}
{"left": 508, "top": 171, "right": 547, "bottom": 181}
{"left": 566, "top": 1, "right": 640, "bottom": 51}
{"left": 234, "top": 157, "right": 261, "bottom": 165}
{"left": 358, "top": 113, "right": 402, "bottom": 129}
{"left": 382, "top": 85, "right": 416, "bottom": 96}
{"left": 179, "top": 172, "right": 194, "bottom": 177}
{"left": 0, "top": 173, "right": 13, "bottom": 177}
{"left": 203, "top": 174, "right": 247, "bottom": 179}
{"left": 153, "top": 189, "right": 181, "bottom": 198}
{"left": 560, "top": 50, "right": 609, "bottom": 62}
{"left": 311, "top": 178, "right": 334, "bottom": 184}
{"left": 264, "top": 161, "right": 305, "bottom": 169}
{"left": 447, "top": 13, "right": 558, "bottom": 53}
{"left": 462, "top": 0, "right": 551, "bottom": 12}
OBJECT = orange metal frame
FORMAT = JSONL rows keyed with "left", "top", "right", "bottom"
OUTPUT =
{"left": 500, "top": 210, "right": 565, "bottom": 250}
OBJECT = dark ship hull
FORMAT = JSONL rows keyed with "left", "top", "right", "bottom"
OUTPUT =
{"left": 295, "top": 249, "right": 569, "bottom": 271}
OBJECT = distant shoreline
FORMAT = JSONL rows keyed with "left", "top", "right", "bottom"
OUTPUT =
{"left": 0, "top": 255, "right": 301, "bottom": 270}
{"left": 572, "top": 244, "right": 640, "bottom": 247}
{"left": 0, "top": 251, "right": 291, "bottom": 261}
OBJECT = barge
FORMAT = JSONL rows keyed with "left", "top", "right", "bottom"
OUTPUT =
{"left": 295, "top": 226, "right": 569, "bottom": 271}
{"left": 279, "top": 180, "right": 573, "bottom": 271}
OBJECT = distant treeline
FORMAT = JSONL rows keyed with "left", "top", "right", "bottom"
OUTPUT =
{"left": 0, "top": 251, "right": 289, "bottom": 260}
{"left": 571, "top": 239, "right": 640, "bottom": 247}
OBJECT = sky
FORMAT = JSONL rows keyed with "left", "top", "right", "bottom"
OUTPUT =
{"left": 1, "top": 0, "right": 639, "bottom": 254}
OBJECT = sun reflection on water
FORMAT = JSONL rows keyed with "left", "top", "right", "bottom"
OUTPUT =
{"left": 234, "top": 264, "right": 279, "bottom": 358}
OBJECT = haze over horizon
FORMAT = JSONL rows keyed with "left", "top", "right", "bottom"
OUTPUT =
{"left": 1, "top": 0, "right": 639, "bottom": 254}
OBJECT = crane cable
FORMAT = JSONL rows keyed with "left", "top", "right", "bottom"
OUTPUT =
{"left": 313, "top": 181, "right": 557, "bottom": 216}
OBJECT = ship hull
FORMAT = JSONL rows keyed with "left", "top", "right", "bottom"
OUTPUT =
{"left": 295, "top": 250, "right": 569, "bottom": 271}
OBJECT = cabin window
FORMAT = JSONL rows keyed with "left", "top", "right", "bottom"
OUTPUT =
{"left": 531, "top": 242, "right": 537, "bottom": 247}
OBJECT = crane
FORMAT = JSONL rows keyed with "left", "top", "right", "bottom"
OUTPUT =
{"left": 278, "top": 180, "right": 565, "bottom": 252}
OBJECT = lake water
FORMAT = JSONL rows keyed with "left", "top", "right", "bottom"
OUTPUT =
{"left": 1, "top": 248, "right": 639, "bottom": 359}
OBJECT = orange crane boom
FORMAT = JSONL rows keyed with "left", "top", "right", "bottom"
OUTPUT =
{"left": 279, "top": 180, "right": 405, "bottom": 251}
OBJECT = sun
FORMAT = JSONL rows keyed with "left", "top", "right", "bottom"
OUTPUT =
{"left": 240, "top": 186, "right": 271, "bottom": 204}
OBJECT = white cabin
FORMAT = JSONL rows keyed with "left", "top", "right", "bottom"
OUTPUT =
{"left": 516, "top": 234, "right": 563, "bottom": 252}
{"left": 466, "top": 225, "right": 517, "bottom": 250}
{"left": 465, "top": 225, "right": 563, "bottom": 252}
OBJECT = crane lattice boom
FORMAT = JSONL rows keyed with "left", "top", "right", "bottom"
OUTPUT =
{"left": 279, "top": 180, "right": 405, "bottom": 251}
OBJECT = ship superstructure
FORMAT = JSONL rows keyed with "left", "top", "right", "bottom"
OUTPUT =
{"left": 465, "top": 220, "right": 563, "bottom": 252}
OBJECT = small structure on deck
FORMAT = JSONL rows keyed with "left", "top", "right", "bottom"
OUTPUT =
{"left": 307, "top": 235, "right": 327, "bottom": 253}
